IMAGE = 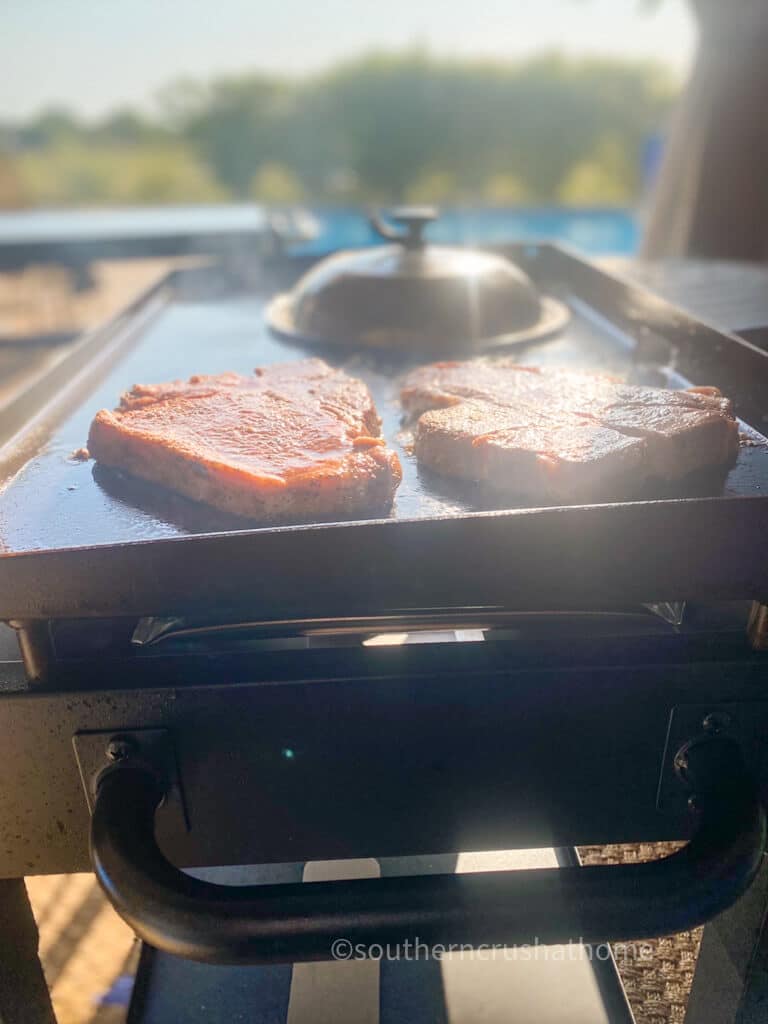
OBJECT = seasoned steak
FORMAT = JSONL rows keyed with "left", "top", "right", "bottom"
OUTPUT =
{"left": 88, "top": 359, "right": 402, "bottom": 521}
{"left": 402, "top": 358, "right": 739, "bottom": 500}
{"left": 415, "top": 400, "right": 648, "bottom": 502}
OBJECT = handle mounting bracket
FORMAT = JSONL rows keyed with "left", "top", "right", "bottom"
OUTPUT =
{"left": 657, "top": 702, "right": 768, "bottom": 813}
{"left": 73, "top": 727, "right": 188, "bottom": 830}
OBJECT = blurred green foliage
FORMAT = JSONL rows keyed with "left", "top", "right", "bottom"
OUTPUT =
{"left": 0, "top": 51, "right": 677, "bottom": 209}
{"left": 14, "top": 142, "right": 226, "bottom": 205}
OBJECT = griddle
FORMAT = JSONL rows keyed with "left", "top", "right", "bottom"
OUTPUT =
{"left": 0, "top": 247, "right": 766, "bottom": 1023}
{"left": 0, "top": 244, "right": 766, "bottom": 631}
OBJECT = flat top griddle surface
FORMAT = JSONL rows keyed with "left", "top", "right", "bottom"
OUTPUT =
{"left": 0, "top": 249, "right": 766, "bottom": 622}
{"left": 0, "top": 284, "right": 765, "bottom": 555}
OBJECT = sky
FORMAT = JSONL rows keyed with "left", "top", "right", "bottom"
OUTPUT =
{"left": 2, "top": 0, "right": 695, "bottom": 120}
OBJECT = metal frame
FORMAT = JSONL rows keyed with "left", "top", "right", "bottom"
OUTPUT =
{"left": 2, "top": 652, "right": 767, "bottom": 875}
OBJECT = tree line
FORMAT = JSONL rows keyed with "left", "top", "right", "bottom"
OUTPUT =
{"left": 0, "top": 51, "right": 677, "bottom": 209}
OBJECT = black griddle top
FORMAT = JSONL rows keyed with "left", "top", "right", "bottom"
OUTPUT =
{"left": 0, "top": 246, "right": 766, "bottom": 622}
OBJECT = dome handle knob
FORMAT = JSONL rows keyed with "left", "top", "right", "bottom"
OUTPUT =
{"left": 370, "top": 206, "right": 437, "bottom": 249}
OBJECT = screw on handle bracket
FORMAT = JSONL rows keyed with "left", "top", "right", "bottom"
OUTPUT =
{"left": 658, "top": 702, "right": 768, "bottom": 813}
{"left": 73, "top": 728, "right": 188, "bottom": 830}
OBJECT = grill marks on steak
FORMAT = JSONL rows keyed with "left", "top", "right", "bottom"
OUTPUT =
{"left": 401, "top": 358, "right": 739, "bottom": 500}
{"left": 88, "top": 359, "right": 402, "bottom": 521}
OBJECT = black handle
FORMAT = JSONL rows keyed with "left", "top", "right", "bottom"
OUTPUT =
{"left": 369, "top": 206, "right": 437, "bottom": 248}
{"left": 90, "top": 736, "right": 765, "bottom": 965}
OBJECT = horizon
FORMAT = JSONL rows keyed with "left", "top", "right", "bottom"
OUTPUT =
{"left": 3, "top": 0, "right": 695, "bottom": 120}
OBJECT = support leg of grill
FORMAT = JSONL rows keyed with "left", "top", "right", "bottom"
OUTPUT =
{"left": 0, "top": 878, "right": 57, "bottom": 1024}
{"left": 685, "top": 854, "right": 768, "bottom": 1024}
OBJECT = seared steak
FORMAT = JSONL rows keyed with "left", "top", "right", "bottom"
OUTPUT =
{"left": 402, "top": 358, "right": 739, "bottom": 500}
{"left": 89, "top": 359, "right": 402, "bottom": 521}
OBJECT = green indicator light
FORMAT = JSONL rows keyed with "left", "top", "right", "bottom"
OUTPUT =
{"left": 282, "top": 747, "right": 295, "bottom": 760}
